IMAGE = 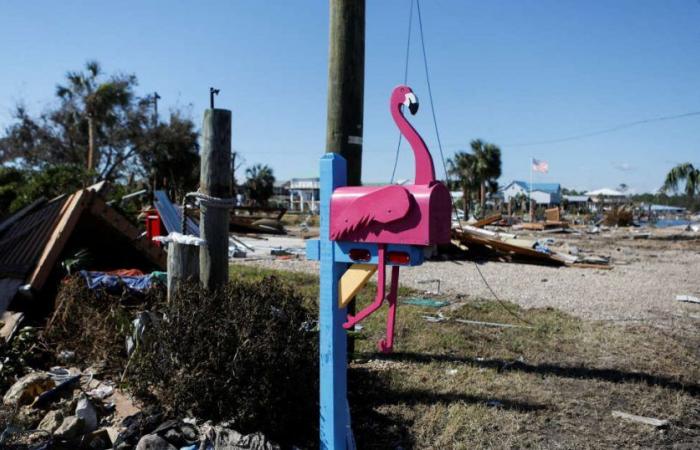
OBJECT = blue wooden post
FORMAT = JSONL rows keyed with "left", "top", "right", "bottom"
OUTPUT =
{"left": 318, "top": 153, "right": 348, "bottom": 449}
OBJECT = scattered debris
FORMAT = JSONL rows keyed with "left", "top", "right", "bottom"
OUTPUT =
{"left": 452, "top": 225, "right": 609, "bottom": 268}
{"left": 0, "top": 311, "right": 24, "bottom": 343}
{"left": 453, "top": 319, "right": 533, "bottom": 329}
{"left": 416, "top": 278, "right": 441, "bottom": 295}
{"left": 676, "top": 294, "right": 700, "bottom": 305}
{"left": 611, "top": 410, "right": 669, "bottom": 428}
{"left": 421, "top": 313, "right": 449, "bottom": 323}
{"left": 471, "top": 214, "right": 502, "bottom": 228}
{"left": 3, "top": 372, "right": 54, "bottom": 407}
{"left": 402, "top": 298, "right": 449, "bottom": 308}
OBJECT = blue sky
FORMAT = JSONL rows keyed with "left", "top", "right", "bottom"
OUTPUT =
{"left": 1, "top": 0, "right": 698, "bottom": 193}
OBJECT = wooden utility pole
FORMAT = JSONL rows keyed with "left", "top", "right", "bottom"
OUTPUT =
{"left": 326, "top": 0, "right": 365, "bottom": 358}
{"left": 199, "top": 107, "right": 232, "bottom": 291}
{"left": 326, "top": 0, "right": 365, "bottom": 186}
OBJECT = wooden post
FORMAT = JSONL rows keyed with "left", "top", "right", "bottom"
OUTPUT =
{"left": 167, "top": 242, "right": 199, "bottom": 303}
{"left": 318, "top": 154, "right": 349, "bottom": 449}
{"left": 199, "top": 109, "right": 232, "bottom": 291}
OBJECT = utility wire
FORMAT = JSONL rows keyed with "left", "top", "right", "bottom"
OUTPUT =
{"left": 413, "top": 0, "right": 531, "bottom": 325}
{"left": 390, "top": 0, "right": 414, "bottom": 184}
{"left": 505, "top": 111, "right": 700, "bottom": 147}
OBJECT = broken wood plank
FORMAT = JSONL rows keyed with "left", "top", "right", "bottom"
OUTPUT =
{"left": 676, "top": 294, "right": 700, "bottom": 304}
{"left": 28, "top": 190, "right": 90, "bottom": 290}
{"left": 471, "top": 214, "right": 502, "bottom": 228}
{"left": 516, "top": 222, "right": 545, "bottom": 231}
{"left": 611, "top": 410, "right": 669, "bottom": 428}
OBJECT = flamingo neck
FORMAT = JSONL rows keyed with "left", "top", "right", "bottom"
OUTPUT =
{"left": 391, "top": 104, "right": 436, "bottom": 185}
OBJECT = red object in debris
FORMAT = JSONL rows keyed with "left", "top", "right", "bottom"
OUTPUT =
{"left": 145, "top": 209, "right": 164, "bottom": 246}
{"left": 105, "top": 269, "right": 145, "bottom": 277}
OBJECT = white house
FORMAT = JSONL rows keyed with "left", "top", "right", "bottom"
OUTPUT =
{"left": 288, "top": 177, "right": 320, "bottom": 213}
{"left": 584, "top": 188, "right": 627, "bottom": 209}
{"left": 501, "top": 181, "right": 562, "bottom": 205}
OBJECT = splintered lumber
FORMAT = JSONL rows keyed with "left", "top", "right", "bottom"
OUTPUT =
{"left": 471, "top": 214, "right": 502, "bottom": 228}
{"left": 611, "top": 411, "right": 669, "bottom": 428}
{"left": 518, "top": 222, "right": 545, "bottom": 231}
{"left": 452, "top": 226, "right": 607, "bottom": 268}
{"left": 453, "top": 227, "right": 564, "bottom": 265}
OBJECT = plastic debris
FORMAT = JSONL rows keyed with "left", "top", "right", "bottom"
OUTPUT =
{"left": 403, "top": 298, "right": 450, "bottom": 308}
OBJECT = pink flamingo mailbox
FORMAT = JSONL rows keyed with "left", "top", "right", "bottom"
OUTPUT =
{"left": 307, "top": 85, "right": 451, "bottom": 449}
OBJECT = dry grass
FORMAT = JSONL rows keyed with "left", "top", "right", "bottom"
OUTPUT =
{"left": 230, "top": 265, "right": 700, "bottom": 449}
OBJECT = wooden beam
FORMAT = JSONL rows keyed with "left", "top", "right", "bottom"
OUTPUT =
{"left": 28, "top": 191, "right": 90, "bottom": 290}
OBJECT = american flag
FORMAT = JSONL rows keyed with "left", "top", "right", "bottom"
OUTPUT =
{"left": 532, "top": 158, "right": 549, "bottom": 174}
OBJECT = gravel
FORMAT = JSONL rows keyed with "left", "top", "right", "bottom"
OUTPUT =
{"left": 235, "top": 231, "right": 700, "bottom": 323}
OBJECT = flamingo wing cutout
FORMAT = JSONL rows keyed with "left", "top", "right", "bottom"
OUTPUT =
{"left": 330, "top": 185, "right": 412, "bottom": 240}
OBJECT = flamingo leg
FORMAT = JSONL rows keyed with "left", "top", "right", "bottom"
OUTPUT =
{"left": 343, "top": 245, "right": 386, "bottom": 330}
{"left": 378, "top": 265, "right": 400, "bottom": 353}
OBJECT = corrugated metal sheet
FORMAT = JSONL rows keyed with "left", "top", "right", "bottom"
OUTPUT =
{"left": 154, "top": 191, "right": 199, "bottom": 236}
{"left": 0, "top": 197, "right": 68, "bottom": 278}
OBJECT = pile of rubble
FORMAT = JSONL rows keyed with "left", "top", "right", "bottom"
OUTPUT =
{"left": 1, "top": 367, "right": 280, "bottom": 449}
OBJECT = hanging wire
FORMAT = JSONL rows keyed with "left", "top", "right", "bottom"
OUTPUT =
{"left": 390, "top": 0, "right": 415, "bottom": 184}
{"left": 413, "top": 0, "right": 531, "bottom": 325}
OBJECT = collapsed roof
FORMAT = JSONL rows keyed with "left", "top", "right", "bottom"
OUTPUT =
{"left": 0, "top": 184, "right": 165, "bottom": 314}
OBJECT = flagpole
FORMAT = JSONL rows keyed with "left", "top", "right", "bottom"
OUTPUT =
{"left": 529, "top": 157, "right": 533, "bottom": 221}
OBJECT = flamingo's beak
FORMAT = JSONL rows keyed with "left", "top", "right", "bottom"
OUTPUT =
{"left": 403, "top": 92, "right": 419, "bottom": 115}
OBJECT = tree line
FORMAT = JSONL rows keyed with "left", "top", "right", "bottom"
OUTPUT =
{"left": 0, "top": 61, "right": 277, "bottom": 218}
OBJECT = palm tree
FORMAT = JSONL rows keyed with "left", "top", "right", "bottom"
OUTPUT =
{"left": 244, "top": 164, "right": 276, "bottom": 206}
{"left": 470, "top": 139, "right": 502, "bottom": 208}
{"left": 661, "top": 163, "right": 699, "bottom": 202}
{"left": 447, "top": 151, "right": 478, "bottom": 218}
{"left": 447, "top": 139, "right": 502, "bottom": 219}
{"left": 55, "top": 60, "right": 134, "bottom": 176}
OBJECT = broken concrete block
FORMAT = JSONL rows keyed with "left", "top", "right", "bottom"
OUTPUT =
{"left": 135, "top": 434, "right": 178, "bottom": 450}
{"left": 75, "top": 394, "right": 98, "bottom": 432}
{"left": 38, "top": 409, "right": 64, "bottom": 433}
{"left": 3, "top": 371, "right": 55, "bottom": 406}
{"left": 54, "top": 415, "right": 85, "bottom": 440}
